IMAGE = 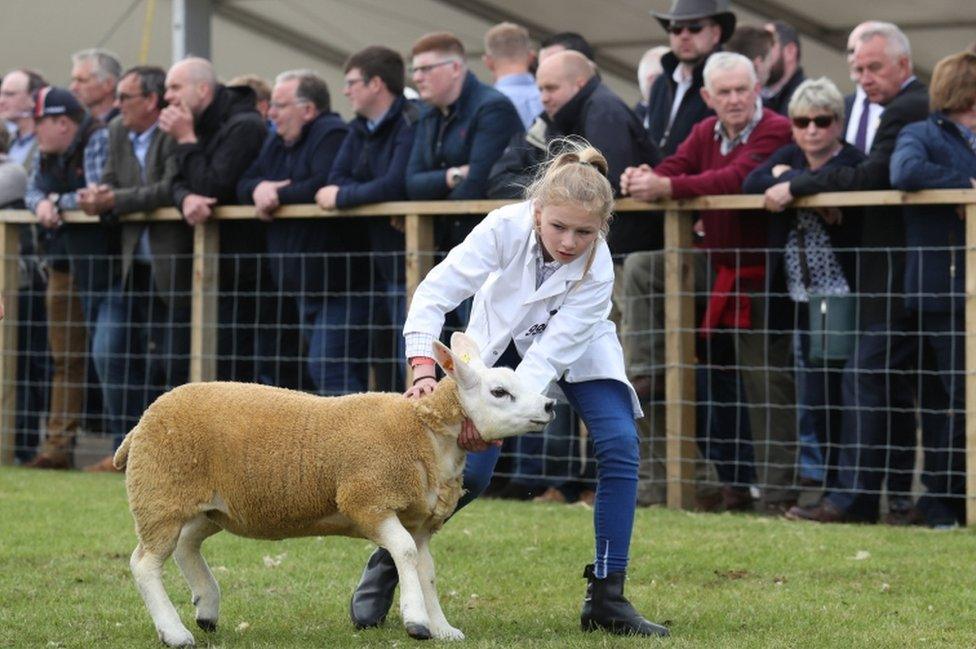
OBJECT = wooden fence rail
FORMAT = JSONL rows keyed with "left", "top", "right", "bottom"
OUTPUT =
{"left": 2, "top": 189, "right": 975, "bottom": 522}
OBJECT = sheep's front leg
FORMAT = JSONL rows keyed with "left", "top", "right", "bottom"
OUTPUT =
{"left": 375, "top": 516, "right": 431, "bottom": 639}
{"left": 173, "top": 515, "right": 222, "bottom": 632}
{"left": 415, "top": 531, "right": 464, "bottom": 640}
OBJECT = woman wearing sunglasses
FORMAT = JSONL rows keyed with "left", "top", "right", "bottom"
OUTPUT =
{"left": 743, "top": 77, "right": 865, "bottom": 501}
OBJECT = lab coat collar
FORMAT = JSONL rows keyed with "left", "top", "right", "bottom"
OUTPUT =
{"left": 522, "top": 230, "right": 591, "bottom": 305}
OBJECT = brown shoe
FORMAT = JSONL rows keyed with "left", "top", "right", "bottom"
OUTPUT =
{"left": 533, "top": 487, "right": 567, "bottom": 504}
{"left": 784, "top": 499, "right": 846, "bottom": 523}
{"left": 721, "top": 485, "right": 754, "bottom": 512}
{"left": 577, "top": 489, "right": 596, "bottom": 506}
{"left": 25, "top": 451, "right": 72, "bottom": 470}
{"left": 882, "top": 506, "right": 924, "bottom": 527}
{"left": 83, "top": 454, "right": 122, "bottom": 473}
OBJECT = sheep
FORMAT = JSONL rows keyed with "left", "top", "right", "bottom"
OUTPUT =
{"left": 114, "top": 332, "right": 555, "bottom": 647}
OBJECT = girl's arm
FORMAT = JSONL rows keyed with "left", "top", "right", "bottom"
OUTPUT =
{"left": 403, "top": 208, "right": 509, "bottom": 353}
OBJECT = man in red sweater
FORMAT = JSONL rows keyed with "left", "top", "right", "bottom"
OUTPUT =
{"left": 622, "top": 51, "right": 797, "bottom": 512}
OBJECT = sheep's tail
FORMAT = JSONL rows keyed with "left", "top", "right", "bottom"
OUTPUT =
{"left": 113, "top": 428, "right": 135, "bottom": 470}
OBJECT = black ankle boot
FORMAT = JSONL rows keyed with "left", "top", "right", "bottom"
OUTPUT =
{"left": 580, "top": 564, "right": 669, "bottom": 637}
{"left": 350, "top": 547, "right": 399, "bottom": 629}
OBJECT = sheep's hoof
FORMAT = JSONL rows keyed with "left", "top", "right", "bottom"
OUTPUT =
{"left": 157, "top": 627, "right": 196, "bottom": 647}
{"left": 196, "top": 618, "right": 217, "bottom": 632}
{"left": 405, "top": 623, "right": 432, "bottom": 640}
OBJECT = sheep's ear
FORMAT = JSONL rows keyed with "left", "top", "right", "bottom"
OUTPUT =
{"left": 432, "top": 339, "right": 480, "bottom": 390}
{"left": 449, "top": 332, "right": 485, "bottom": 368}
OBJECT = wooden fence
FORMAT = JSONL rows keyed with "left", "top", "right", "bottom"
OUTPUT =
{"left": 1, "top": 189, "right": 975, "bottom": 522}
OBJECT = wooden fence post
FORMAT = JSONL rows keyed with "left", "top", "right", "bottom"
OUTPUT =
{"left": 966, "top": 201, "right": 976, "bottom": 526}
{"left": 404, "top": 213, "right": 434, "bottom": 383}
{"left": 0, "top": 223, "right": 18, "bottom": 464}
{"left": 190, "top": 220, "right": 218, "bottom": 383}
{"left": 404, "top": 213, "right": 434, "bottom": 307}
{"left": 663, "top": 209, "right": 696, "bottom": 509}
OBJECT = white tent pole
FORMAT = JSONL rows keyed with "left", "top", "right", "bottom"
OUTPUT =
{"left": 172, "top": 0, "right": 211, "bottom": 63}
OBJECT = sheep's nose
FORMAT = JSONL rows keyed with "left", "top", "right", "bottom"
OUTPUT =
{"left": 544, "top": 400, "right": 555, "bottom": 414}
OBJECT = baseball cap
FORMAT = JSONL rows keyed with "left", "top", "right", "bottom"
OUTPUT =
{"left": 33, "top": 86, "right": 83, "bottom": 119}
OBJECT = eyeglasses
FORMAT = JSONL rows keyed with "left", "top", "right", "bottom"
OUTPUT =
{"left": 668, "top": 23, "right": 706, "bottom": 35}
{"left": 791, "top": 115, "right": 836, "bottom": 129}
{"left": 116, "top": 92, "right": 147, "bottom": 103}
{"left": 269, "top": 99, "right": 309, "bottom": 111}
{"left": 409, "top": 59, "right": 456, "bottom": 76}
{"left": 343, "top": 77, "right": 366, "bottom": 89}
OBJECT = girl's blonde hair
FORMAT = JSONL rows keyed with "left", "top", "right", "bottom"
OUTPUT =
{"left": 525, "top": 138, "right": 614, "bottom": 238}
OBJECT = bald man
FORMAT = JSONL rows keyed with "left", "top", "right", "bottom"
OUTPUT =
{"left": 490, "top": 50, "right": 657, "bottom": 243}
{"left": 161, "top": 57, "right": 265, "bottom": 224}
{"left": 162, "top": 56, "right": 276, "bottom": 384}
{"left": 490, "top": 52, "right": 654, "bottom": 189}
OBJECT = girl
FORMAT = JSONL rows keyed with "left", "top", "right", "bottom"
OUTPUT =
{"left": 350, "top": 141, "right": 667, "bottom": 637}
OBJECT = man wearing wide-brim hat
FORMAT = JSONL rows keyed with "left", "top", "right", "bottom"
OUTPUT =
{"left": 651, "top": 0, "right": 737, "bottom": 46}
{"left": 643, "top": 0, "right": 737, "bottom": 156}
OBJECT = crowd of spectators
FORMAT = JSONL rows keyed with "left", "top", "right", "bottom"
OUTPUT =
{"left": 2, "top": 0, "right": 975, "bottom": 528}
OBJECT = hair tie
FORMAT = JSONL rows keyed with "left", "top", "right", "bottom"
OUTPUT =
{"left": 577, "top": 158, "right": 608, "bottom": 178}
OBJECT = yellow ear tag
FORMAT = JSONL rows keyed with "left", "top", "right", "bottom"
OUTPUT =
{"left": 460, "top": 353, "right": 472, "bottom": 364}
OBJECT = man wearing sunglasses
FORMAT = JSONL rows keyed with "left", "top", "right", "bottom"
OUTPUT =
{"left": 646, "top": 0, "right": 736, "bottom": 156}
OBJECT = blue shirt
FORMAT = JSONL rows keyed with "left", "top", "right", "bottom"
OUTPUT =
{"left": 128, "top": 123, "right": 158, "bottom": 181}
{"left": 495, "top": 72, "right": 542, "bottom": 130}
{"left": 366, "top": 108, "right": 389, "bottom": 133}
{"left": 129, "top": 124, "right": 159, "bottom": 262}
{"left": 7, "top": 130, "right": 36, "bottom": 167}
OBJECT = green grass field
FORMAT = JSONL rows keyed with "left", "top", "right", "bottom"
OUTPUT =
{"left": 1, "top": 467, "right": 975, "bottom": 648}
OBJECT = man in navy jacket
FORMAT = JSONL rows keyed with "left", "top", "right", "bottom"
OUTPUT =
{"left": 237, "top": 70, "right": 369, "bottom": 395}
{"left": 318, "top": 46, "right": 419, "bottom": 391}
{"left": 404, "top": 31, "right": 523, "bottom": 249}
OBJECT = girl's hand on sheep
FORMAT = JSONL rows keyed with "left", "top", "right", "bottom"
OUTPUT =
{"left": 457, "top": 418, "right": 502, "bottom": 452}
{"left": 404, "top": 376, "right": 438, "bottom": 399}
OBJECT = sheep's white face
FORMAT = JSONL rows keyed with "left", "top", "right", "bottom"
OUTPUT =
{"left": 434, "top": 334, "right": 555, "bottom": 441}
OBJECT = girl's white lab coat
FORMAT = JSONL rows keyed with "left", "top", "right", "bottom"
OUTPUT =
{"left": 405, "top": 200, "right": 642, "bottom": 418}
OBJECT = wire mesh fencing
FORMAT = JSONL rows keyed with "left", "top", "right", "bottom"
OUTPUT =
{"left": 1, "top": 193, "right": 974, "bottom": 525}
{"left": 619, "top": 241, "right": 966, "bottom": 525}
{"left": 7, "top": 243, "right": 963, "bottom": 521}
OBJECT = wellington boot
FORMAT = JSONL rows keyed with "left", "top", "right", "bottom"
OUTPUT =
{"left": 349, "top": 547, "right": 399, "bottom": 629}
